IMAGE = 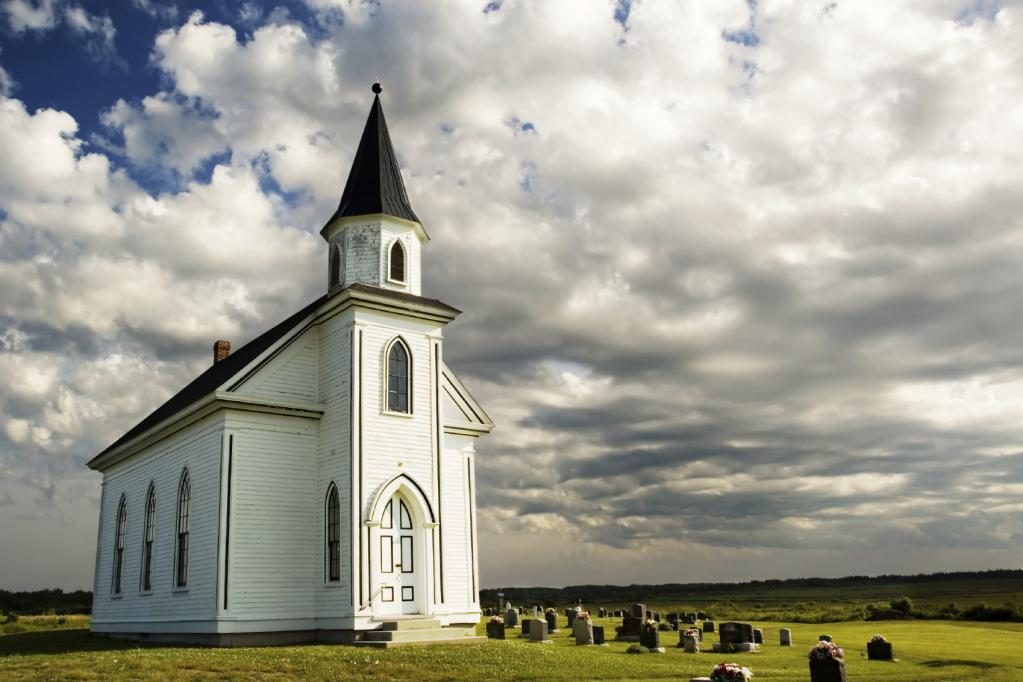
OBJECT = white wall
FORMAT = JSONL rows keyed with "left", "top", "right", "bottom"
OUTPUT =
{"left": 92, "top": 415, "right": 225, "bottom": 630}
{"left": 222, "top": 411, "right": 318, "bottom": 623}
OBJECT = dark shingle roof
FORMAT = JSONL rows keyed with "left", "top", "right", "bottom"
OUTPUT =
{"left": 88, "top": 285, "right": 459, "bottom": 467}
{"left": 326, "top": 93, "right": 420, "bottom": 226}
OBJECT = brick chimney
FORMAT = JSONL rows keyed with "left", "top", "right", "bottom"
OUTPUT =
{"left": 213, "top": 340, "right": 231, "bottom": 365}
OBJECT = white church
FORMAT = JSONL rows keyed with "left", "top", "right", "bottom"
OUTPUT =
{"left": 87, "top": 84, "right": 494, "bottom": 646}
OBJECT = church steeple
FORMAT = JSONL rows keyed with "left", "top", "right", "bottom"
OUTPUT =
{"left": 327, "top": 82, "right": 420, "bottom": 225}
{"left": 321, "top": 83, "right": 427, "bottom": 298}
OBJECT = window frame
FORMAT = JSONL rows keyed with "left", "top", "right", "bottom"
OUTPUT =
{"left": 325, "top": 483, "right": 341, "bottom": 584}
{"left": 140, "top": 483, "right": 156, "bottom": 594}
{"left": 387, "top": 238, "right": 407, "bottom": 285}
{"left": 112, "top": 494, "right": 127, "bottom": 597}
{"left": 383, "top": 337, "right": 412, "bottom": 415}
{"left": 174, "top": 469, "right": 190, "bottom": 590}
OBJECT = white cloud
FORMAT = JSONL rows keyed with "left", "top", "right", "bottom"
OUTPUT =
{"left": 5, "top": 0, "right": 1023, "bottom": 589}
{"left": 3, "top": 0, "right": 59, "bottom": 32}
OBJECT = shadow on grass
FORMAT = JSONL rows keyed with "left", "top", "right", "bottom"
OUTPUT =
{"left": 918, "top": 659, "right": 998, "bottom": 669}
{"left": 0, "top": 629, "right": 159, "bottom": 657}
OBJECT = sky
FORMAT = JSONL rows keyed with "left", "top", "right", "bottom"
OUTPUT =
{"left": 1, "top": 0, "right": 1023, "bottom": 592}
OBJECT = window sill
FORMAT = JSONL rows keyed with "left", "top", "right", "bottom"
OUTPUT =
{"left": 324, "top": 581, "right": 343, "bottom": 588}
{"left": 138, "top": 590, "right": 153, "bottom": 597}
{"left": 173, "top": 586, "right": 189, "bottom": 593}
{"left": 385, "top": 277, "right": 407, "bottom": 287}
{"left": 381, "top": 410, "right": 414, "bottom": 419}
{"left": 110, "top": 594, "right": 123, "bottom": 600}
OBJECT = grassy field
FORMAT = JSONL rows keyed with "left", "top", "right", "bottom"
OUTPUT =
{"left": 2, "top": 615, "right": 1023, "bottom": 681}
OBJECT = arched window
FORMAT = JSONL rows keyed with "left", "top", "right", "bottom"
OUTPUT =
{"left": 326, "top": 484, "right": 340, "bottom": 582}
{"left": 389, "top": 240, "right": 406, "bottom": 283}
{"left": 112, "top": 495, "right": 127, "bottom": 595}
{"left": 386, "top": 339, "right": 410, "bottom": 413}
{"left": 176, "top": 470, "right": 190, "bottom": 588}
{"left": 141, "top": 483, "right": 156, "bottom": 592}
{"left": 329, "top": 244, "right": 342, "bottom": 287}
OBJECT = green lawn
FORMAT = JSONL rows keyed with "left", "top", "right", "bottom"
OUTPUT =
{"left": 2, "top": 616, "right": 1022, "bottom": 681}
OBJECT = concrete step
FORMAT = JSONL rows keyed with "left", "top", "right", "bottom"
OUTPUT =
{"left": 365, "top": 627, "right": 473, "bottom": 643}
{"left": 376, "top": 618, "right": 442, "bottom": 631}
{"left": 352, "top": 635, "right": 486, "bottom": 649}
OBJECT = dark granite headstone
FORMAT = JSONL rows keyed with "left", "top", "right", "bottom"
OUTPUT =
{"left": 696, "top": 611, "right": 707, "bottom": 620}
{"left": 640, "top": 624, "right": 661, "bottom": 649}
{"left": 545, "top": 612, "right": 558, "bottom": 632}
{"left": 653, "top": 611, "right": 661, "bottom": 622}
{"left": 505, "top": 609, "right": 518, "bottom": 628}
{"left": 719, "top": 622, "right": 753, "bottom": 645}
{"left": 809, "top": 658, "right": 847, "bottom": 682}
{"left": 486, "top": 621, "right": 505, "bottom": 639}
{"left": 566, "top": 610, "right": 577, "bottom": 629}
{"left": 631, "top": 604, "right": 646, "bottom": 618}
{"left": 819, "top": 634, "right": 832, "bottom": 642}
{"left": 753, "top": 628, "right": 763, "bottom": 644}
{"left": 593, "top": 625, "right": 605, "bottom": 645}
{"left": 703, "top": 620, "right": 715, "bottom": 633}
{"left": 867, "top": 640, "right": 893, "bottom": 661}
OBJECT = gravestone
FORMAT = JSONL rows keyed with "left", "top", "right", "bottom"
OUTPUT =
{"left": 683, "top": 634, "right": 699, "bottom": 653}
{"left": 809, "top": 657, "right": 846, "bottom": 682}
{"left": 529, "top": 618, "right": 550, "bottom": 643}
{"left": 753, "top": 628, "right": 763, "bottom": 644}
{"left": 593, "top": 625, "right": 605, "bottom": 645}
{"left": 616, "top": 615, "right": 643, "bottom": 641}
{"left": 533, "top": 606, "right": 542, "bottom": 618}
{"left": 521, "top": 619, "right": 531, "bottom": 637}
{"left": 573, "top": 617, "right": 594, "bottom": 645}
{"left": 696, "top": 611, "right": 707, "bottom": 620}
{"left": 780, "top": 628, "right": 792, "bottom": 646}
{"left": 598, "top": 607, "right": 607, "bottom": 618}
{"left": 505, "top": 609, "right": 518, "bottom": 628}
{"left": 667, "top": 613, "right": 679, "bottom": 625}
{"left": 631, "top": 604, "right": 646, "bottom": 618}
{"left": 703, "top": 620, "right": 715, "bottom": 633}
{"left": 518, "top": 607, "right": 524, "bottom": 615}
{"left": 566, "top": 610, "right": 577, "bottom": 629}
{"left": 545, "top": 611, "right": 558, "bottom": 633}
{"left": 819, "top": 634, "right": 832, "bottom": 642}
{"left": 867, "top": 637, "right": 893, "bottom": 661}
{"left": 652, "top": 611, "right": 661, "bottom": 622}
{"left": 486, "top": 620, "right": 505, "bottom": 639}
{"left": 714, "top": 621, "right": 758, "bottom": 653}
{"left": 683, "top": 613, "right": 697, "bottom": 625}
{"left": 640, "top": 623, "right": 663, "bottom": 652}
{"left": 646, "top": 610, "right": 653, "bottom": 620}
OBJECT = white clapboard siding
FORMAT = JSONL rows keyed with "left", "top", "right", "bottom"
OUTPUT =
{"left": 359, "top": 323, "right": 436, "bottom": 504}
{"left": 315, "top": 313, "right": 353, "bottom": 618}
{"left": 225, "top": 413, "right": 318, "bottom": 620}
{"left": 440, "top": 442, "right": 474, "bottom": 611}
{"left": 92, "top": 416, "right": 224, "bottom": 627}
{"left": 233, "top": 328, "right": 319, "bottom": 403}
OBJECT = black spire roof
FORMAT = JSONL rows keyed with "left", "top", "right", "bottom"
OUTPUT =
{"left": 326, "top": 84, "right": 420, "bottom": 225}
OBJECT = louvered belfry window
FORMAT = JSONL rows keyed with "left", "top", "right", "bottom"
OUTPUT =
{"left": 176, "top": 471, "right": 190, "bottom": 588}
{"left": 389, "top": 240, "right": 405, "bottom": 283}
{"left": 387, "top": 341, "right": 409, "bottom": 413}
{"left": 327, "top": 485, "right": 340, "bottom": 582}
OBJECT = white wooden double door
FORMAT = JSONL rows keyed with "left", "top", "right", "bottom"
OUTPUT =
{"left": 375, "top": 493, "right": 421, "bottom": 615}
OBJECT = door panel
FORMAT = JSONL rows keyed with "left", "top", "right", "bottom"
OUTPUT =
{"left": 376, "top": 493, "right": 420, "bottom": 615}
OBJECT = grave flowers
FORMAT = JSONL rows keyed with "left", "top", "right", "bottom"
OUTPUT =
{"left": 867, "top": 634, "right": 893, "bottom": 661}
{"left": 710, "top": 662, "right": 753, "bottom": 681}
{"left": 486, "top": 615, "right": 505, "bottom": 640}
{"left": 681, "top": 627, "right": 702, "bottom": 653}
{"left": 808, "top": 640, "right": 846, "bottom": 682}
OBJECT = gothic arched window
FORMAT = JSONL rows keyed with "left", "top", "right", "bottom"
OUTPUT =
{"left": 386, "top": 339, "right": 410, "bottom": 413}
{"left": 389, "top": 240, "right": 406, "bottom": 283}
{"left": 113, "top": 495, "right": 127, "bottom": 595}
{"left": 176, "top": 470, "right": 190, "bottom": 588}
{"left": 326, "top": 484, "right": 340, "bottom": 582}
{"left": 141, "top": 483, "right": 156, "bottom": 592}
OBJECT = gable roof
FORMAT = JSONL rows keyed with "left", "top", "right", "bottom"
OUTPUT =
{"left": 325, "top": 90, "right": 420, "bottom": 227}
{"left": 88, "top": 284, "right": 461, "bottom": 468}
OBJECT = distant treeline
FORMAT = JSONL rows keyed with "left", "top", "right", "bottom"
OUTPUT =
{"left": 1, "top": 589, "right": 92, "bottom": 616}
{"left": 480, "top": 569, "right": 1023, "bottom": 608}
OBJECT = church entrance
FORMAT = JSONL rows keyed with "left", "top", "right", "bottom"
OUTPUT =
{"left": 375, "top": 493, "right": 421, "bottom": 616}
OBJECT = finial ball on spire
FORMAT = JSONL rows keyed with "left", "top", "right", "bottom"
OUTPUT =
{"left": 372, "top": 82, "right": 382, "bottom": 94}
